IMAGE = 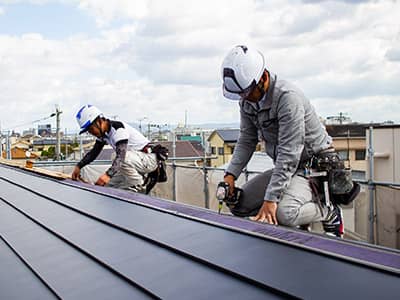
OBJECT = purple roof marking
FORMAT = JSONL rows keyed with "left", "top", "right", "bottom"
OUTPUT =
{"left": 66, "top": 179, "right": 400, "bottom": 271}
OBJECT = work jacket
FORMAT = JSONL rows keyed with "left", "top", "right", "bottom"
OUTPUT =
{"left": 225, "top": 73, "right": 332, "bottom": 202}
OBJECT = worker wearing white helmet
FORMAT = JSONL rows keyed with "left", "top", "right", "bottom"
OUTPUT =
{"left": 220, "top": 45, "right": 356, "bottom": 237}
{"left": 72, "top": 105, "right": 168, "bottom": 193}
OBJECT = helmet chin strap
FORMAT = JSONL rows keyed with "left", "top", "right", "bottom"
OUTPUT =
{"left": 92, "top": 119, "right": 105, "bottom": 137}
{"left": 257, "top": 85, "right": 266, "bottom": 100}
{"left": 257, "top": 71, "right": 269, "bottom": 101}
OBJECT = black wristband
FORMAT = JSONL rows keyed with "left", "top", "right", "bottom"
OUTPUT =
{"left": 224, "top": 172, "right": 236, "bottom": 180}
{"left": 105, "top": 168, "right": 116, "bottom": 178}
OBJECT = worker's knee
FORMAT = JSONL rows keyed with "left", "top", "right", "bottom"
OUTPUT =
{"left": 276, "top": 204, "right": 300, "bottom": 227}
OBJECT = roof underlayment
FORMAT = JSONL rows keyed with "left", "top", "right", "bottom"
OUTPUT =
{"left": 0, "top": 164, "right": 399, "bottom": 299}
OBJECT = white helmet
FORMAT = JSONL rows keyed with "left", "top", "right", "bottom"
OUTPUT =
{"left": 76, "top": 105, "right": 103, "bottom": 134}
{"left": 221, "top": 45, "right": 265, "bottom": 100}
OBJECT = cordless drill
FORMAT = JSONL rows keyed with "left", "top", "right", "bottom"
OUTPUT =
{"left": 216, "top": 182, "right": 242, "bottom": 214}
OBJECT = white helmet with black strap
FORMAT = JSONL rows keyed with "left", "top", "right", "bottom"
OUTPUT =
{"left": 221, "top": 45, "right": 265, "bottom": 100}
{"left": 76, "top": 104, "right": 103, "bottom": 134}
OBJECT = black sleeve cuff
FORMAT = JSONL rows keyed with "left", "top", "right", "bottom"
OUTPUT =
{"left": 224, "top": 172, "right": 236, "bottom": 180}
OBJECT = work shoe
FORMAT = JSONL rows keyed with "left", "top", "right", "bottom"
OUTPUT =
{"left": 322, "top": 205, "right": 344, "bottom": 238}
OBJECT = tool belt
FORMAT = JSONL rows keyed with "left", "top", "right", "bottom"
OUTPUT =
{"left": 142, "top": 143, "right": 169, "bottom": 194}
{"left": 304, "top": 148, "right": 360, "bottom": 206}
{"left": 141, "top": 143, "right": 169, "bottom": 161}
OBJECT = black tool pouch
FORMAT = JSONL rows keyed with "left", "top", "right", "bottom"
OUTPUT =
{"left": 329, "top": 168, "right": 353, "bottom": 195}
{"left": 316, "top": 149, "right": 360, "bottom": 205}
{"left": 151, "top": 144, "right": 169, "bottom": 161}
{"left": 144, "top": 161, "right": 168, "bottom": 194}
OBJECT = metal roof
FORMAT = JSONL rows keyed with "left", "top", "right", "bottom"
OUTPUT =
{"left": 211, "top": 129, "right": 240, "bottom": 142}
{"left": 0, "top": 164, "right": 399, "bottom": 299}
{"left": 325, "top": 124, "right": 367, "bottom": 138}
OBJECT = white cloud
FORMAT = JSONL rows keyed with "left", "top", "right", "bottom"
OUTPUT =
{"left": 0, "top": 0, "right": 400, "bottom": 133}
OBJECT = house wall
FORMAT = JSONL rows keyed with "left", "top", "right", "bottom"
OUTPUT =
{"left": 366, "top": 127, "right": 400, "bottom": 249}
{"left": 209, "top": 134, "right": 226, "bottom": 167}
{"left": 332, "top": 137, "right": 366, "bottom": 171}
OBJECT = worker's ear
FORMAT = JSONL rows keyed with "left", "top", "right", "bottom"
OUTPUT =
{"left": 262, "top": 70, "right": 268, "bottom": 81}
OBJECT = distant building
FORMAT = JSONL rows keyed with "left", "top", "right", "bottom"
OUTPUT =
{"left": 38, "top": 124, "right": 52, "bottom": 137}
{"left": 22, "top": 128, "right": 36, "bottom": 136}
{"left": 157, "top": 140, "right": 205, "bottom": 165}
{"left": 208, "top": 129, "right": 239, "bottom": 167}
{"left": 81, "top": 140, "right": 205, "bottom": 166}
{"left": 32, "top": 138, "right": 73, "bottom": 152}
{"left": 325, "top": 123, "right": 374, "bottom": 179}
{"left": 1, "top": 141, "right": 38, "bottom": 160}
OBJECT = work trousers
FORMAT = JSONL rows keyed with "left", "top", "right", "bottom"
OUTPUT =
{"left": 231, "top": 169, "right": 329, "bottom": 226}
{"left": 107, "top": 150, "right": 158, "bottom": 191}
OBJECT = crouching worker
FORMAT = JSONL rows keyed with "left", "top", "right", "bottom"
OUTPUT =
{"left": 72, "top": 105, "right": 168, "bottom": 193}
{"left": 220, "top": 45, "right": 359, "bottom": 238}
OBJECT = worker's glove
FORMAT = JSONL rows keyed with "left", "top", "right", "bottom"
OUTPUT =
{"left": 223, "top": 173, "right": 235, "bottom": 197}
{"left": 71, "top": 166, "right": 81, "bottom": 181}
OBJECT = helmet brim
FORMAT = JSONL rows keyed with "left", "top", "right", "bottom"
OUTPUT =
{"left": 79, "top": 128, "right": 89, "bottom": 135}
{"left": 222, "top": 85, "right": 241, "bottom": 100}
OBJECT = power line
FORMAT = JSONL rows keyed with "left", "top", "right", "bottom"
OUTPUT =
{"left": 2, "top": 114, "right": 56, "bottom": 131}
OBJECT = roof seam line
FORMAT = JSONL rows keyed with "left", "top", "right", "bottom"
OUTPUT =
{"left": 0, "top": 176, "right": 298, "bottom": 298}
{"left": 0, "top": 195, "right": 161, "bottom": 300}
{"left": 0, "top": 228, "right": 62, "bottom": 299}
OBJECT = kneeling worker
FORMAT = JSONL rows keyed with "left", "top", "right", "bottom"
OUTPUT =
{"left": 220, "top": 45, "right": 347, "bottom": 237}
{"left": 72, "top": 104, "right": 159, "bottom": 192}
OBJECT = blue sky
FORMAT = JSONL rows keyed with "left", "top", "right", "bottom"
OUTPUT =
{"left": 0, "top": 2, "right": 98, "bottom": 38}
{"left": 0, "top": 0, "right": 399, "bottom": 133}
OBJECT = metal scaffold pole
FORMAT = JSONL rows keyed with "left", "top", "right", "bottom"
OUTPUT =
{"left": 367, "top": 126, "right": 375, "bottom": 244}
{"left": 6, "top": 131, "right": 11, "bottom": 159}
{"left": 172, "top": 131, "right": 177, "bottom": 201}
{"left": 0, "top": 131, "right": 2, "bottom": 159}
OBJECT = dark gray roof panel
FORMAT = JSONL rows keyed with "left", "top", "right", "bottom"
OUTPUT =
{"left": 0, "top": 237, "right": 58, "bottom": 300}
{"left": 0, "top": 201, "right": 154, "bottom": 300}
{"left": 0, "top": 180, "right": 276, "bottom": 299}
{"left": 215, "top": 129, "right": 240, "bottom": 142}
{"left": 0, "top": 165, "right": 399, "bottom": 299}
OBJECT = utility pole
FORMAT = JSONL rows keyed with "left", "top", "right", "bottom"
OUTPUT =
{"left": 6, "top": 131, "right": 11, "bottom": 159}
{"left": 53, "top": 107, "right": 62, "bottom": 161}
{"left": 65, "top": 128, "right": 68, "bottom": 160}
{"left": 184, "top": 110, "right": 187, "bottom": 129}
{"left": 0, "top": 132, "right": 2, "bottom": 158}
{"left": 138, "top": 117, "right": 147, "bottom": 134}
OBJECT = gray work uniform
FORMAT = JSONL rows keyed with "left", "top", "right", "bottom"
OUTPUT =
{"left": 225, "top": 72, "right": 332, "bottom": 226}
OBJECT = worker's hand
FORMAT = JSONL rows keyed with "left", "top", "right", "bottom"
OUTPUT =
{"left": 250, "top": 201, "right": 278, "bottom": 225}
{"left": 71, "top": 166, "right": 81, "bottom": 181}
{"left": 223, "top": 174, "right": 235, "bottom": 196}
{"left": 95, "top": 173, "right": 110, "bottom": 186}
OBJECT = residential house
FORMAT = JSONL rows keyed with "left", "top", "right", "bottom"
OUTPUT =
{"left": 32, "top": 138, "right": 73, "bottom": 153}
{"left": 208, "top": 129, "right": 239, "bottom": 167}
{"left": 81, "top": 140, "right": 205, "bottom": 166}
{"left": 1, "top": 141, "right": 38, "bottom": 159}
{"left": 158, "top": 140, "right": 205, "bottom": 166}
{"left": 325, "top": 124, "right": 369, "bottom": 179}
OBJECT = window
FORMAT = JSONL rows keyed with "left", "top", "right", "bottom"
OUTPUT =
{"left": 211, "top": 147, "right": 216, "bottom": 155}
{"left": 218, "top": 147, "right": 224, "bottom": 155}
{"left": 230, "top": 146, "right": 235, "bottom": 154}
{"left": 355, "top": 149, "right": 366, "bottom": 160}
{"left": 337, "top": 150, "right": 349, "bottom": 160}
